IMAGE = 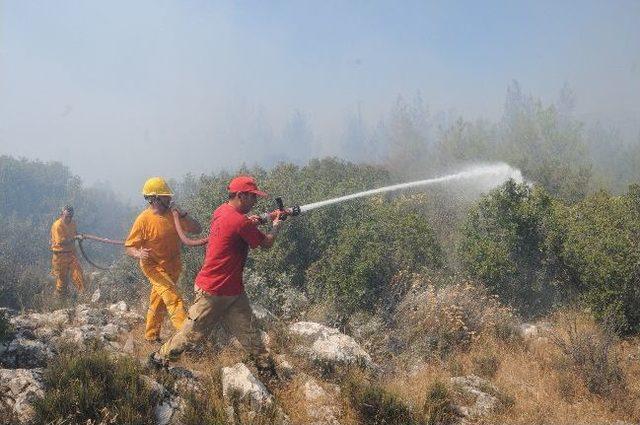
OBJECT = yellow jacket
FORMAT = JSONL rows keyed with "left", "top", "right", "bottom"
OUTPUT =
{"left": 125, "top": 208, "right": 197, "bottom": 275}
{"left": 50, "top": 218, "right": 78, "bottom": 253}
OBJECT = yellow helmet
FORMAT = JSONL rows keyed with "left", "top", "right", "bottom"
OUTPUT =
{"left": 142, "top": 177, "right": 174, "bottom": 197}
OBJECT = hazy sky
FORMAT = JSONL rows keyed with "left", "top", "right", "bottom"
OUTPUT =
{"left": 1, "top": 1, "right": 639, "bottom": 199}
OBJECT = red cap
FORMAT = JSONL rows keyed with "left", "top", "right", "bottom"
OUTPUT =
{"left": 228, "top": 176, "right": 267, "bottom": 197}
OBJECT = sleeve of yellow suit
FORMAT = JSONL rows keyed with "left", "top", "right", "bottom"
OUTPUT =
{"left": 125, "top": 214, "right": 145, "bottom": 248}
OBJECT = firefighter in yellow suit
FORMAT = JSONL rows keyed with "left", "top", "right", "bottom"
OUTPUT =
{"left": 125, "top": 177, "right": 202, "bottom": 342}
{"left": 50, "top": 205, "right": 85, "bottom": 294}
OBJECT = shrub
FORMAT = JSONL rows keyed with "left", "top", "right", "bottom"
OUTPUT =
{"left": 549, "top": 316, "right": 625, "bottom": 397}
{"left": 348, "top": 379, "right": 419, "bottom": 425}
{"left": 557, "top": 185, "right": 640, "bottom": 334}
{"left": 422, "top": 380, "right": 456, "bottom": 425}
{"left": 396, "top": 278, "right": 518, "bottom": 357}
{"left": 0, "top": 310, "right": 14, "bottom": 342}
{"left": 459, "top": 180, "right": 563, "bottom": 315}
{"left": 32, "top": 344, "right": 157, "bottom": 424}
{"left": 306, "top": 197, "right": 443, "bottom": 314}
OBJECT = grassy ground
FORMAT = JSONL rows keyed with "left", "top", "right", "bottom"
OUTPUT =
{"left": 79, "top": 304, "right": 640, "bottom": 425}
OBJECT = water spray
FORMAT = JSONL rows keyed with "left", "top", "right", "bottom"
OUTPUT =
{"left": 258, "top": 162, "right": 522, "bottom": 221}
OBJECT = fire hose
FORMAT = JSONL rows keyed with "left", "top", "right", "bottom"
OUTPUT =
{"left": 76, "top": 235, "right": 124, "bottom": 271}
{"left": 172, "top": 197, "right": 302, "bottom": 247}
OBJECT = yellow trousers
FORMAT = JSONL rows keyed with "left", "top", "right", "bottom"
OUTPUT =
{"left": 51, "top": 252, "right": 84, "bottom": 293}
{"left": 142, "top": 264, "right": 187, "bottom": 341}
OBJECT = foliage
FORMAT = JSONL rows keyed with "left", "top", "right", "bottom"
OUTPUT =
{"left": 422, "top": 380, "right": 456, "bottom": 425}
{"left": 32, "top": 344, "right": 157, "bottom": 424}
{"left": 556, "top": 185, "right": 640, "bottom": 334}
{"left": 0, "top": 310, "right": 14, "bottom": 342}
{"left": 306, "top": 197, "right": 443, "bottom": 313}
{"left": 348, "top": 379, "right": 419, "bottom": 425}
{"left": 459, "top": 180, "right": 563, "bottom": 314}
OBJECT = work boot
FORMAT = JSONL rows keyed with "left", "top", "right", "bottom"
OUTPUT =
{"left": 146, "top": 351, "right": 168, "bottom": 371}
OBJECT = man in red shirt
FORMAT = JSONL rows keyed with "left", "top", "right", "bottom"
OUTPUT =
{"left": 150, "top": 176, "right": 284, "bottom": 377}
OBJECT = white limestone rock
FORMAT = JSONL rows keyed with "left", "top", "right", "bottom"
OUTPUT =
{"left": 222, "top": 363, "right": 273, "bottom": 411}
{"left": 100, "top": 323, "right": 120, "bottom": 341}
{"left": 0, "top": 368, "right": 44, "bottom": 423}
{"left": 10, "top": 309, "right": 72, "bottom": 330}
{"left": 0, "top": 338, "right": 53, "bottom": 368}
{"left": 289, "top": 321, "right": 374, "bottom": 369}
{"left": 301, "top": 377, "right": 340, "bottom": 425}
{"left": 75, "top": 304, "right": 106, "bottom": 326}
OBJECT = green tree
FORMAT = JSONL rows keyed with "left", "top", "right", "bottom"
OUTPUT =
{"left": 558, "top": 185, "right": 640, "bottom": 334}
{"left": 459, "top": 180, "right": 562, "bottom": 314}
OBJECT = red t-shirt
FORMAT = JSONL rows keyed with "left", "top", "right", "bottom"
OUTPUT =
{"left": 195, "top": 203, "right": 266, "bottom": 295}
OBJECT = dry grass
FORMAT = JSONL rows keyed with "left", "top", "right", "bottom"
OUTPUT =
{"left": 118, "top": 301, "right": 640, "bottom": 424}
{"left": 379, "top": 309, "right": 640, "bottom": 425}
{"left": 396, "top": 280, "right": 518, "bottom": 359}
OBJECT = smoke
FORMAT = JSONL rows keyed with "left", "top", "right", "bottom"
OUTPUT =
{"left": 0, "top": 2, "right": 638, "bottom": 199}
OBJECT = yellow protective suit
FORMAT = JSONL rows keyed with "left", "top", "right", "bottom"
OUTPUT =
{"left": 125, "top": 208, "right": 196, "bottom": 341}
{"left": 50, "top": 218, "right": 85, "bottom": 292}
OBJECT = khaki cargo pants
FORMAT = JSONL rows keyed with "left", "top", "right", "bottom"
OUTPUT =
{"left": 157, "top": 287, "right": 268, "bottom": 362}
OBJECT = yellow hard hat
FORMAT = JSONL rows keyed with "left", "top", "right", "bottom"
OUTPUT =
{"left": 142, "top": 177, "right": 174, "bottom": 197}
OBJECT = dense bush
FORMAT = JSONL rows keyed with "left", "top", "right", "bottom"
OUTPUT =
{"left": 460, "top": 180, "right": 640, "bottom": 334}
{"left": 306, "top": 197, "right": 443, "bottom": 313}
{"left": 459, "top": 180, "right": 563, "bottom": 314}
{"left": 556, "top": 186, "right": 640, "bottom": 334}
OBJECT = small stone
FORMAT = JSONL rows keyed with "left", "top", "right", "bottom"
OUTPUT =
{"left": 109, "top": 301, "right": 128, "bottom": 313}
{"left": 122, "top": 335, "right": 135, "bottom": 354}
{"left": 91, "top": 288, "right": 101, "bottom": 303}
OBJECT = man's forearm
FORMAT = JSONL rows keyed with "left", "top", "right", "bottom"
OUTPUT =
{"left": 260, "top": 222, "right": 281, "bottom": 249}
{"left": 182, "top": 215, "right": 202, "bottom": 234}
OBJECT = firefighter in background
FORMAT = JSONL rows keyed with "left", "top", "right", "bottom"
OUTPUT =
{"left": 124, "top": 177, "right": 202, "bottom": 343}
{"left": 50, "top": 205, "right": 85, "bottom": 294}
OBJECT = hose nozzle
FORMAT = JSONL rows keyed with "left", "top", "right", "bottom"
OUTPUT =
{"left": 258, "top": 197, "right": 301, "bottom": 223}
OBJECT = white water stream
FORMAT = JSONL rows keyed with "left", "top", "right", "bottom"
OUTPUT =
{"left": 299, "top": 162, "right": 523, "bottom": 213}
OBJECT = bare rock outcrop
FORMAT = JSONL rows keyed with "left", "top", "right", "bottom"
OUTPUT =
{"left": 0, "top": 368, "right": 45, "bottom": 423}
{"left": 289, "top": 321, "right": 374, "bottom": 369}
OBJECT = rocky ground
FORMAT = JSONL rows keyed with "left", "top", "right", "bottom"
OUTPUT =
{"left": 0, "top": 293, "right": 522, "bottom": 424}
